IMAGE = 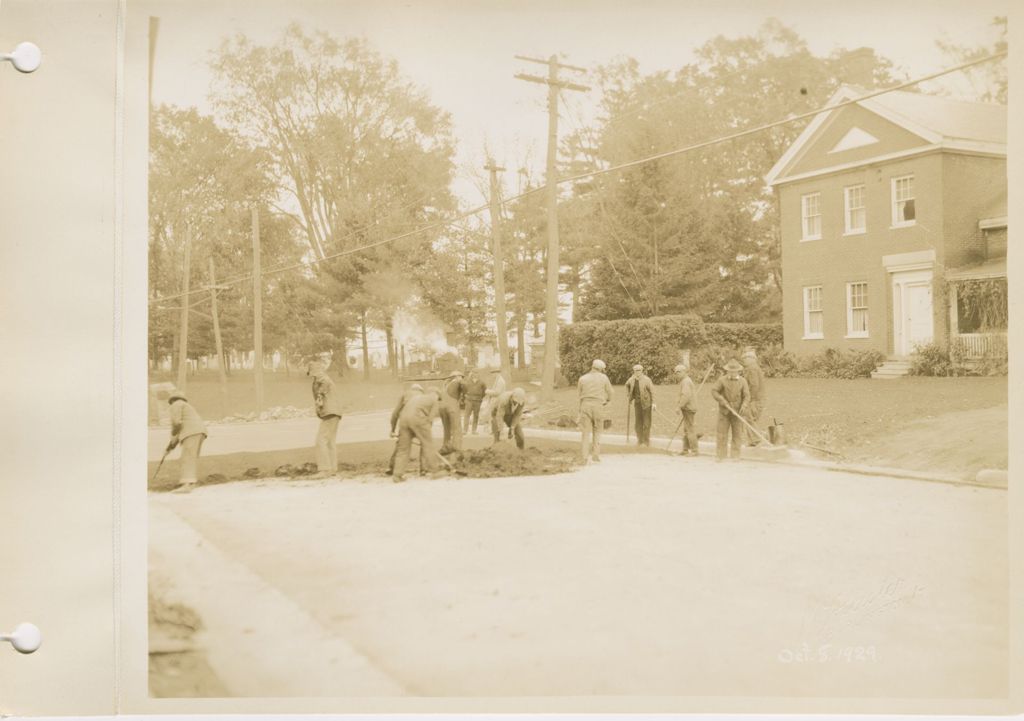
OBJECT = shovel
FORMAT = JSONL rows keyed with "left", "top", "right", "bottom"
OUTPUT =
{"left": 721, "top": 401, "right": 789, "bottom": 459}
{"left": 151, "top": 448, "right": 171, "bottom": 484}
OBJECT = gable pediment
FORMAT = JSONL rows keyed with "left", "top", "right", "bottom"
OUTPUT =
{"left": 828, "top": 126, "right": 879, "bottom": 153}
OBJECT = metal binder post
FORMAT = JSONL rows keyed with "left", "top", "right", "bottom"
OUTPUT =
{"left": 1, "top": 622, "right": 42, "bottom": 654}
{"left": 1, "top": 41, "right": 42, "bottom": 73}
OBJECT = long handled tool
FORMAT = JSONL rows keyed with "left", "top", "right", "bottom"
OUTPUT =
{"left": 150, "top": 448, "right": 171, "bottom": 484}
{"left": 625, "top": 395, "right": 632, "bottom": 443}
{"left": 722, "top": 401, "right": 773, "bottom": 445}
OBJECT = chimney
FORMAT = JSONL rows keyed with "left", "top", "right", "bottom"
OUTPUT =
{"left": 845, "top": 47, "right": 876, "bottom": 89}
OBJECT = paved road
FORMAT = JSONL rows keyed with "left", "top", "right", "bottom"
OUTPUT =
{"left": 149, "top": 455, "right": 1007, "bottom": 698}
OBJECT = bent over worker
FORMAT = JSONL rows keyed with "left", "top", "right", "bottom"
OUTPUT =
{"left": 578, "top": 359, "right": 613, "bottom": 463}
{"left": 392, "top": 388, "right": 442, "bottom": 483}
{"left": 309, "top": 355, "right": 343, "bottom": 475}
{"left": 710, "top": 358, "right": 750, "bottom": 461}
{"left": 387, "top": 383, "right": 423, "bottom": 476}
{"left": 491, "top": 387, "right": 527, "bottom": 449}
{"left": 166, "top": 389, "right": 207, "bottom": 490}
{"left": 625, "top": 363, "right": 655, "bottom": 446}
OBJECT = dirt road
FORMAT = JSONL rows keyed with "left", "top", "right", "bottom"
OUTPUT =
{"left": 149, "top": 454, "right": 1007, "bottom": 698}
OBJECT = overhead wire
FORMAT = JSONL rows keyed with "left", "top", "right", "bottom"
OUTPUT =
{"left": 149, "top": 50, "right": 1006, "bottom": 308}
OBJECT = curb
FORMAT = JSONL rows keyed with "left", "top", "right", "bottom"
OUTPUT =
{"left": 524, "top": 427, "right": 1006, "bottom": 491}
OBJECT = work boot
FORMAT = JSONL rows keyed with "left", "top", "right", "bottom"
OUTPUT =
{"left": 393, "top": 475, "right": 406, "bottom": 483}
{"left": 592, "top": 455, "right": 602, "bottom": 463}
{"left": 172, "top": 481, "right": 197, "bottom": 494}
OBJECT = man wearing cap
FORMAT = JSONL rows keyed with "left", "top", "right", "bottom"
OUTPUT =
{"left": 440, "top": 370, "right": 466, "bottom": 455}
{"left": 462, "top": 369, "right": 488, "bottom": 434}
{"left": 385, "top": 383, "right": 424, "bottom": 475}
{"left": 166, "top": 390, "right": 207, "bottom": 490}
{"left": 624, "top": 364, "right": 655, "bottom": 447}
{"left": 491, "top": 387, "right": 527, "bottom": 449}
{"left": 740, "top": 346, "right": 766, "bottom": 446}
{"left": 674, "top": 364, "right": 699, "bottom": 456}
{"left": 710, "top": 358, "right": 750, "bottom": 461}
{"left": 392, "top": 388, "right": 443, "bottom": 483}
{"left": 309, "top": 355, "right": 343, "bottom": 476}
{"left": 577, "top": 359, "right": 613, "bottom": 463}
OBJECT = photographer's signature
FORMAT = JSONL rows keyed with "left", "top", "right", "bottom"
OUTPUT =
{"left": 800, "top": 576, "right": 926, "bottom": 644}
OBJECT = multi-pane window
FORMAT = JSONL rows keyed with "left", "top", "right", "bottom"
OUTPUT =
{"left": 801, "top": 192, "right": 821, "bottom": 240}
{"left": 845, "top": 184, "right": 866, "bottom": 233}
{"left": 847, "top": 282, "right": 869, "bottom": 337}
{"left": 892, "top": 175, "right": 915, "bottom": 226}
{"left": 803, "top": 286, "right": 823, "bottom": 338}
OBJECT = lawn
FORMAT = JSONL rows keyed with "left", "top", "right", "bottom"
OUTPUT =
{"left": 526, "top": 376, "right": 1008, "bottom": 474}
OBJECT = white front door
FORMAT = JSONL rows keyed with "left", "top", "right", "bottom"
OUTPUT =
{"left": 892, "top": 270, "right": 934, "bottom": 356}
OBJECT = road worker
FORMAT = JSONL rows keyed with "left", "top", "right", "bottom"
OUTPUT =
{"left": 308, "top": 354, "right": 343, "bottom": 476}
{"left": 386, "top": 383, "right": 423, "bottom": 476}
{"left": 625, "top": 363, "right": 655, "bottom": 447}
{"left": 462, "top": 370, "right": 488, "bottom": 434}
{"left": 166, "top": 389, "right": 207, "bottom": 491}
{"left": 710, "top": 358, "right": 750, "bottom": 461}
{"left": 491, "top": 387, "right": 527, "bottom": 450}
{"left": 440, "top": 370, "right": 466, "bottom": 455}
{"left": 741, "top": 346, "right": 767, "bottom": 446}
{"left": 577, "top": 359, "right": 613, "bottom": 463}
{"left": 674, "top": 364, "right": 699, "bottom": 456}
{"left": 392, "top": 388, "right": 442, "bottom": 483}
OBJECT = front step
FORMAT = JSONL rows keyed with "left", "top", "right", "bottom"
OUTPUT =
{"left": 871, "top": 358, "right": 912, "bottom": 380}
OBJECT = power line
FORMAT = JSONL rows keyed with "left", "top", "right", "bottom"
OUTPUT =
{"left": 149, "top": 50, "right": 1005, "bottom": 308}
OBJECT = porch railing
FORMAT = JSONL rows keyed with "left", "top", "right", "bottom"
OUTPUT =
{"left": 953, "top": 332, "right": 1007, "bottom": 359}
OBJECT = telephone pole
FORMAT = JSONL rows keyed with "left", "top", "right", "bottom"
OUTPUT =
{"left": 251, "top": 207, "right": 265, "bottom": 414}
{"left": 175, "top": 227, "right": 191, "bottom": 391}
{"left": 208, "top": 257, "right": 229, "bottom": 418}
{"left": 514, "top": 54, "right": 589, "bottom": 400}
{"left": 485, "top": 161, "right": 513, "bottom": 386}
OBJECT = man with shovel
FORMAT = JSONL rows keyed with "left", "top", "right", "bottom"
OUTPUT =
{"left": 165, "top": 389, "right": 207, "bottom": 491}
{"left": 710, "top": 358, "right": 750, "bottom": 462}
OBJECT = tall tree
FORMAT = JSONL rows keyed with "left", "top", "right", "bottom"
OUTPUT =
{"left": 563, "top": 21, "right": 898, "bottom": 323}
{"left": 209, "top": 26, "right": 457, "bottom": 350}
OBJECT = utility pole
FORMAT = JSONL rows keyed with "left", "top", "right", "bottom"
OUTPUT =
{"left": 514, "top": 54, "right": 589, "bottom": 400}
{"left": 175, "top": 227, "right": 191, "bottom": 391}
{"left": 208, "top": 257, "right": 229, "bottom": 418}
{"left": 251, "top": 207, "right": 264, "bottom": 414}
{"left": 485, "top": 161, "right": 513, "bottom": 386}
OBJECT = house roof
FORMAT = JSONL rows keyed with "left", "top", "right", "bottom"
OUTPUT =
{"left": 765, "top": 85, "right": 1007, "bottom": 186}
{"left": 946, "top": 257, "right": 1007, "bottom": 281}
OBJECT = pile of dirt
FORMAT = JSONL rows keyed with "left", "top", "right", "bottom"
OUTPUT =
{"left": 455, "top": 445, "right": 578, "bottom": 478}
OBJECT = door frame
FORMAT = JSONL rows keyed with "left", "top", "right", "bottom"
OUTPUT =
{"left": 891, "top": 268, "right": 934, "bottom": 357}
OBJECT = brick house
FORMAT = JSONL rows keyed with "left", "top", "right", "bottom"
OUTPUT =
{"left": 765, "top": 85, "right": 1007, "bottom": 374}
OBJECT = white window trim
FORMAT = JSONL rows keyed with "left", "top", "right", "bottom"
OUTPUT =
{"left": 801, "top": 192, "right": 822, "bottom": 241}
{"left": 803, "top": 285, "right": 824, "bottom": 340}
{"left": 845, "top": 282, "right": 870, "bottom": 339}
{"left": 843, "top": 184, "right": 866, "bottom": 236}
{"left": 891, "top": 174, "right": 916, "bottom": 228}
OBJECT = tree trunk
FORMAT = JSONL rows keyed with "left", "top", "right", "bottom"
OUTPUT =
{"left": 516, "top": 311, "right": 527, "bottom": 369}
{"left": 360, "top": 312, "right": 370, "bottom": 381}
{"left": 384, "top": 319, "right": 396, "bottom": 377}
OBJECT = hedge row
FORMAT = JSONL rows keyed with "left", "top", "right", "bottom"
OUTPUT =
{"left": 559, "top": 315, "right": 782, "bottom": 383}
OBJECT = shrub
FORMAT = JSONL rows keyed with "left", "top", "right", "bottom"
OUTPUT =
{"left": 758, "top": 343, "right": 798, "bottom": 378}
{"left": 796, "top": 347, "right": 886, "bottom": 379}
{"left": 704, "top": 322, "right": 783, "bottom": 350}
{"left": 910, "top": 342, "right": 957, "bottom": 377}
{"left": 559, "top": 314, "right": 705, "bottom": 383}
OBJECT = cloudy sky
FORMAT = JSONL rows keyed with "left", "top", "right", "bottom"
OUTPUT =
{"left": 139, "top": 0, "right": 1009, "bottom": 204}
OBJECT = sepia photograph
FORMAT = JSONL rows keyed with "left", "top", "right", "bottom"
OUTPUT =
{"left": 139, "top": 0, "right": 1010, "bottom": 704}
